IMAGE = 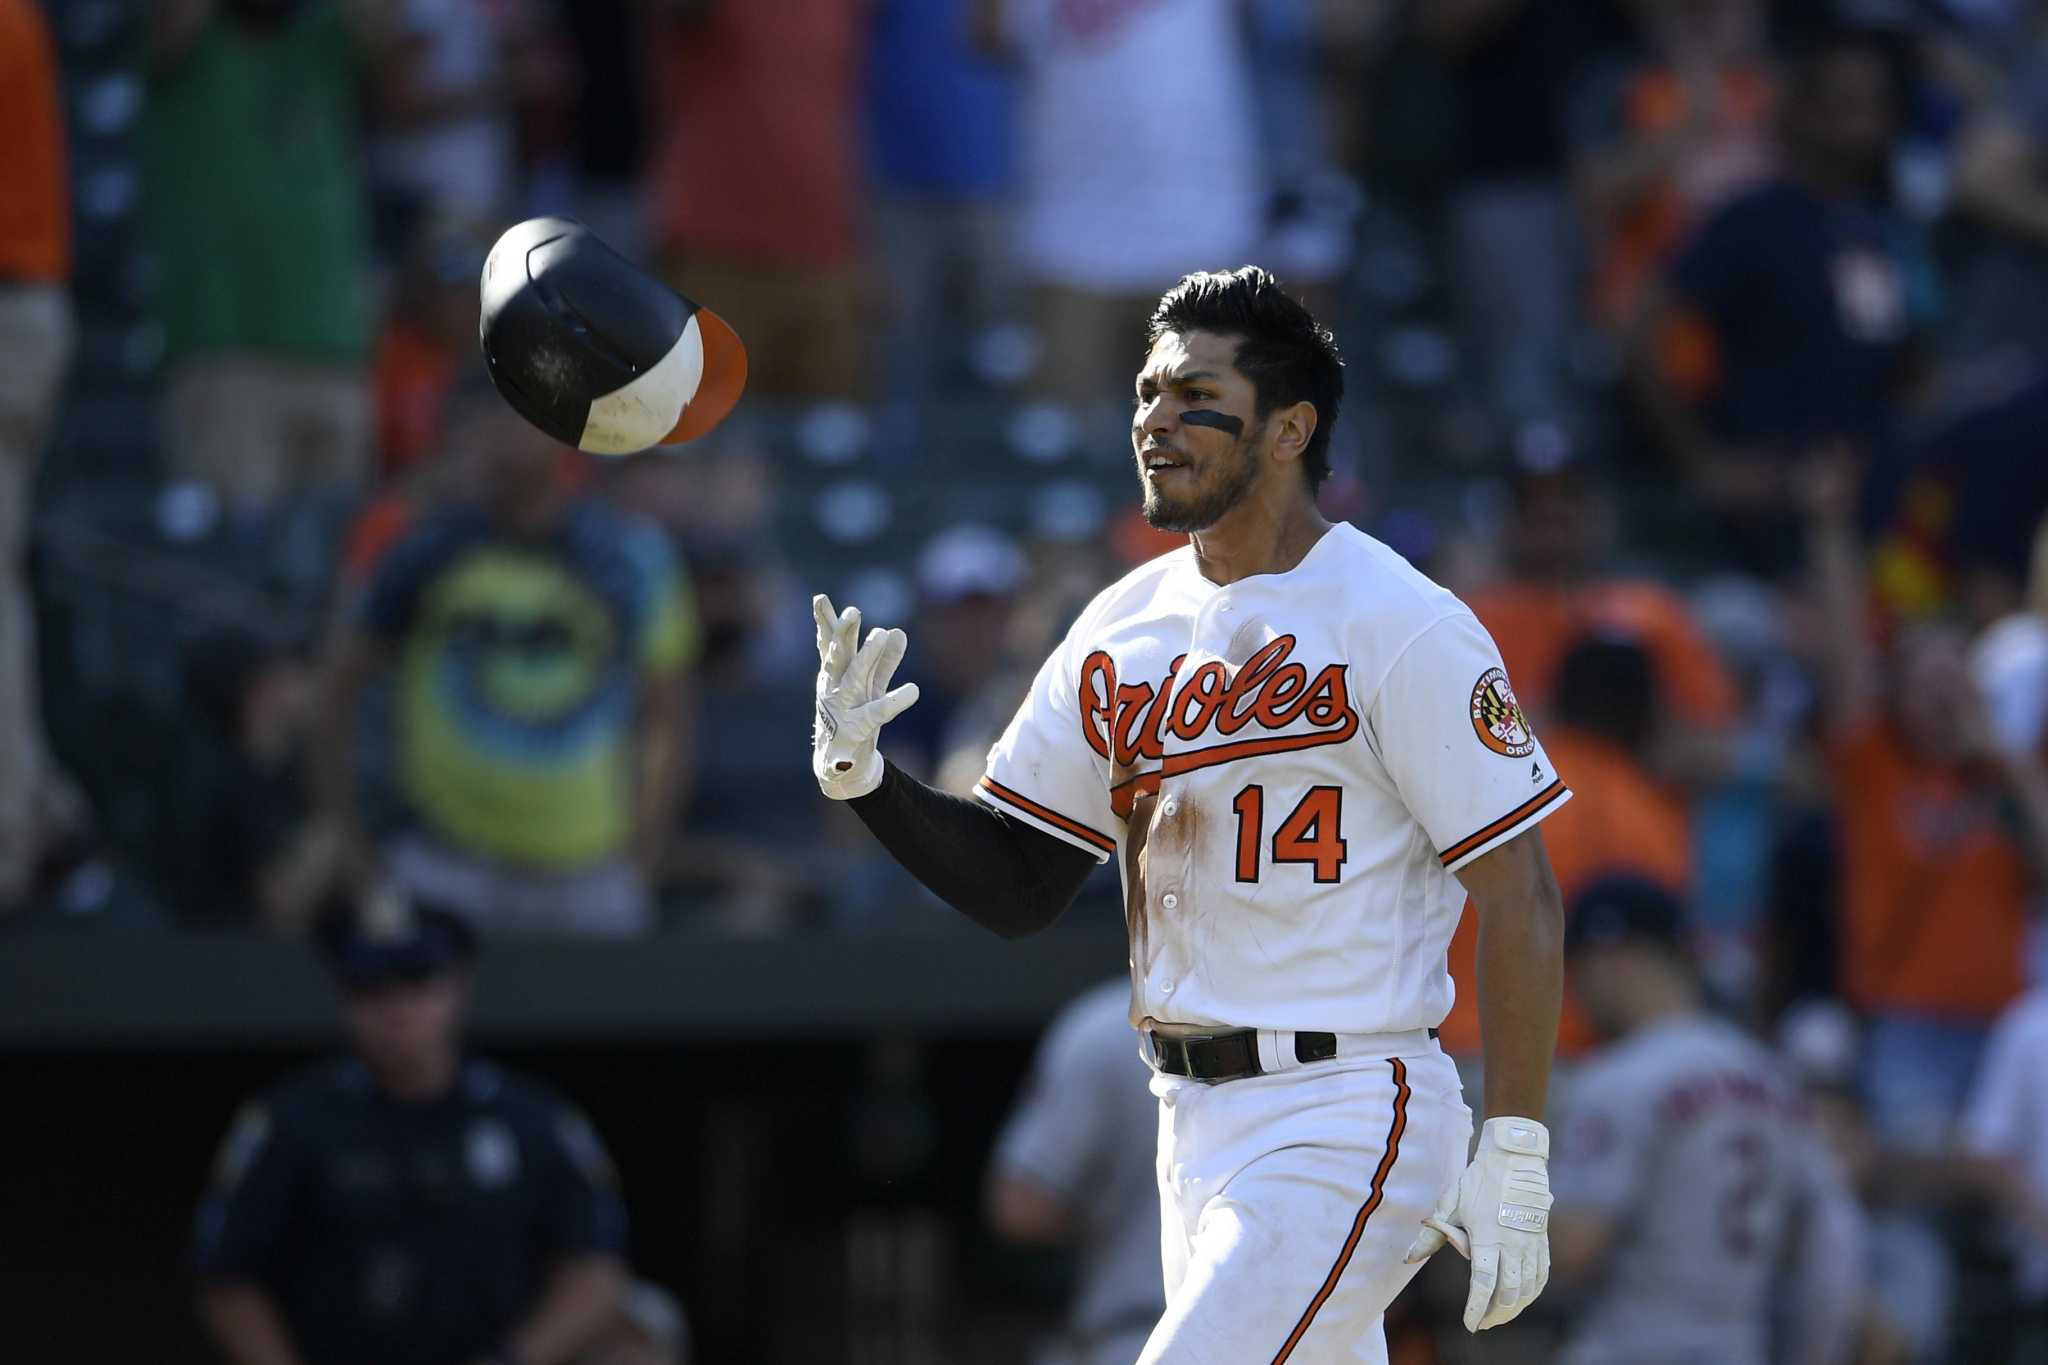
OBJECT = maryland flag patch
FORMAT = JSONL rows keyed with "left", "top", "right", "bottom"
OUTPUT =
{"left": 1469, "top": 667, "right": 1536, "bottom": 758}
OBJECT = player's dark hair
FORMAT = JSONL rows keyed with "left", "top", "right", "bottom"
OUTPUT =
{"left": 1147, "top": 267, "right": 1344, "bottom": 493}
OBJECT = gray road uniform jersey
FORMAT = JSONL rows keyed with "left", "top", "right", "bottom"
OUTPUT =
{"left": 1552, "top": 1015, "right": 1864, "bottom": 1365}
{"left": 994, "top": 979, "right": 1167, "bottom": 1364}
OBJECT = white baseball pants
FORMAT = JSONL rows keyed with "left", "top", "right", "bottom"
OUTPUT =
{"left": 1137, "top": 1034, "right": 1472, "bottom": 1365}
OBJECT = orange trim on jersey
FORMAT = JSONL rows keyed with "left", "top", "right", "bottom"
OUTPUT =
{"left": 1107, "top": 719, "right": 1360, "bottom": 818}
{"left": 977, "top": 777, "right": 1117, "bottom": 855}
{"left": 1271, "top": 1056, "right": 1411, "bottom": 1364}
{"left": 1438, "top": 780, "right": 1570, "bottom": 868}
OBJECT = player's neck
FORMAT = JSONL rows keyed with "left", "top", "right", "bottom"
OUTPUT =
{"left": 1188, "top": 495, "right": 1332, "bottom": 587}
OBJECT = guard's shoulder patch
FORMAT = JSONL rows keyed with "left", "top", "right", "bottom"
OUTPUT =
{"left": 1469, "top": 667, "right": 1536, "bottom": 758}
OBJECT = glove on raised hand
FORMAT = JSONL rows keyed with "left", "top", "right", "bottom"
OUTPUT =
{"left": 812, "top": 594, "right": 920, "bottom": 800}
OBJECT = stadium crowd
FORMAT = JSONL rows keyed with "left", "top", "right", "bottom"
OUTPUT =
{"left": 14, "top": 0, "right": 2048, "bottom": 1360}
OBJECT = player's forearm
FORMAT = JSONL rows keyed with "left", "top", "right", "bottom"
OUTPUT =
{"left": 198, "top": 1283, "right": 307, "bottom": 1365}
{"left": 1460, "top": 832, "right": 1564, "bottom": 1122}
{"left": 848, "top": 760, "right": 1096, "bottom": 938}
{"left": 502, "top": 1255, "right": 629, "bottom": 1365}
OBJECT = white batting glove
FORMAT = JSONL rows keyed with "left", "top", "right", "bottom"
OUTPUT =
{"left": 812, "top": 594, "right": 920, "bottom": 800}
{"left": 1403, "top": 1116, "right": 1553, "bottom": 1332}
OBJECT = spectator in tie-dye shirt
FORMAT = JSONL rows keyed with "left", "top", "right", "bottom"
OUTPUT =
{"left": 314, "top": 380, "right": 697, "bottom": 937}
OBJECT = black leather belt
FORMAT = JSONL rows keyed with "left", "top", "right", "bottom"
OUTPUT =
{"left": 1147, "top": 1027, "right": 1439, "bottom": 1082}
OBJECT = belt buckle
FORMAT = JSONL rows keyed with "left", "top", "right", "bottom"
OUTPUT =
{"left": 1152, "top": 1031, "right": 1203, "bottom": 1079}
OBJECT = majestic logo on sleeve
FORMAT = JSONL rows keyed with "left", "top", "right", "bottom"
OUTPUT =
{"left": 1470, "top": 667, "right": 1535, "bottom": 757}
{"left": 1079, "top": 635, "right": 1357, "bottom": 817}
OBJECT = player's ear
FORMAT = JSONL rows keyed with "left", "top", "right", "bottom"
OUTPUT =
{"left": 1269, "top": 400, "right": 1317, "bottom": 464}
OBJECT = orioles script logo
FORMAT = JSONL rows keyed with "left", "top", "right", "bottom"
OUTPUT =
{"left": 1079, "top": 635, "right": 1358, "bottom": 816}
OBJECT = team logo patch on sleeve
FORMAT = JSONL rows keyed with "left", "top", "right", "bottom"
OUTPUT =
{"left": 1470, "top": 667, "right": 1536, "bottom": 757}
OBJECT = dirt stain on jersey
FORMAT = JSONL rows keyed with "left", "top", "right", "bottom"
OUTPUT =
{"left": 1119, "top": 773, "right": 1203, "bottom": 1015}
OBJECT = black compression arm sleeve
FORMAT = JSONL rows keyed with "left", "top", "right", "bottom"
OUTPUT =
{"left": 846, "top": 760, "right": 1102, "bottom": 937}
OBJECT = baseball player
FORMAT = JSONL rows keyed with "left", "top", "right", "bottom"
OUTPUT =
{"left": 1548, "top": 877, "right": 1865, "bottom": 1365}
{"left": 814, "top": 266, "right": 1569, "bottom": 1362}
{"left": 989, "top": 977, "right": 1171, "bottom": 1364}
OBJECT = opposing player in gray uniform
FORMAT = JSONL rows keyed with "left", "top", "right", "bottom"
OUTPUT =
{"left": 989, "top": 979, "right": 1168, "bottom": 1365}
{"left": 1547, "top": 877, "right": 1866, "bottom": 1365}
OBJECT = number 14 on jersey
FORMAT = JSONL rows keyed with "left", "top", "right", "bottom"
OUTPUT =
{"left": 1232, "top": 785, "right": 1348, "bottom": 883}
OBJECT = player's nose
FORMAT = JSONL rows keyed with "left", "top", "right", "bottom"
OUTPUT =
{"left": 1133, "top": 394, "right": 1176, "bottom": 438}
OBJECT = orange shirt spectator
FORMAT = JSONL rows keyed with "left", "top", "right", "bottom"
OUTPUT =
{"left": 373, "top": 318, "right": 458, "bottom": 478}
{"left": 1467, "top": 579, "right": 1738, "bottom": 729}
{"left": 1580, "top": 63, "right": 1776, "bottom": 329}
{"left": 0, "top": 0, "right": 68, "bottom": 281}
{"left": 643, "top": 0, "right": 866, "bottom": 398}
{"left": 646, "top": 0, "right": 861, "bottom": 268}
{"left": 1438, "top": 725, "right": 1693, "bottom": 1057}
{"left": 1829, "top": 716, "right": 2028, "bottom": 1020}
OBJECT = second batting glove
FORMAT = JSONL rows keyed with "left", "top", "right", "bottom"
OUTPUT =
{"left": 1404, "top": 1116, "right": 1553, "bottom": 1332}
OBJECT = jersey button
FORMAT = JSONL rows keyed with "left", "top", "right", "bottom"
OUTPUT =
{"left": 1161, "top": 980, "right": 1175, "bottom": 993}
{"left": 1162, "top": 893, "right": 1179, "bottom": 909}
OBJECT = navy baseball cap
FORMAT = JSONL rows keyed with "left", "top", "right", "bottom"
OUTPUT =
{"left": 1563, "top": 875, "right": 1688, "bottom": 959}
{"left": 314, "top": 884, "right": 477, "bottom": 988}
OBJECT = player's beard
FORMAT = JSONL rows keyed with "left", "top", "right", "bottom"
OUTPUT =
{"left": 1140, "top": 436, "right": 1261, "bottom": 533}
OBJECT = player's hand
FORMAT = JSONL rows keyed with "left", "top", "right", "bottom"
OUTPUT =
{"left": 812, "top": 594, "right": 920, "bottom": 800}
{"left": 1403, "top": 1116, "right": 1553, "bottom": 1332}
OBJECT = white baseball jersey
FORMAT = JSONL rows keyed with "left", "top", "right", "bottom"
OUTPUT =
{"left": 977, "top": 523, "right": 1572, "bottom": 1034}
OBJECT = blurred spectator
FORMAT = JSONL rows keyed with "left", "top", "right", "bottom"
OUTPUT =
{"left": 372, "top": 215, "right": 494, "bottom": 481}
{"left": 866, "top": 0, "right": 1017, "bottom": 411}
{"left": 1439, "top": 633, "right": 1695, "bottom": 1059}
{"left": 368, "top": 0, "right": 566, "bottom": 235}
{"left": 1869, "top": 357, "right": 2048, "bottom": 623}
{"left": 553, "top": 1, "right": 649, "bottom": 261}
{"left": 647, "top": 0, "right": 868, "bottom": 401}
{"left": 1632, "top": 23, "right": 1932, "bottom": 575}
{"left": 314, "top": 382, "right": 696, "bottom": 937}
{"left": 1538, "top": 635, "right": 1697, "bottom": 903}
{"left": 1944, "top": 0, "right": 2048, "bottom": 362}
{"left": 977, "top": 0, "right": 1262, "bottom": 412}
{"left": 1804, "top": 449, "right": 2048, "bottom": 1145}
{"left": 1424, "top": 0, "right": 1600, "bottom": 429}
{"left": 194, "top": 889, "right": 633, "bottom": 1365}
{"left": 1244, "top": 0, "right": 1356, "bottom": 321}
{"left": 1465, "top": 450, "right": 1741, "bottom": 740}
{"left": 182, "top": 626, "right": 336, "bottom": 929}
{"left": 1969, "top": 501, "right": 2048, "bottom": 760}
{"left": 142, "top": 0, "right": 394, "bottom": 513}
{"left": 893, "top": 523, "right": 1029, "bottom": 790}
{"left": 601, "top": 442, "right": 825, "bottom": 933}
{"left": 1570, "top": 0, "right": 1777, "bottom": 332}
{"left": 1547, "top": 877, "right": 1867, "bottom": 1365}
{"left": 1959, "top": 987, "right": 2048, "bottom": 1361}
{"left": 987, "top": 977, "right": 1164, "bottom": 1365}
{"left": 0, "top": 0, "right": 85, "bottom": 907}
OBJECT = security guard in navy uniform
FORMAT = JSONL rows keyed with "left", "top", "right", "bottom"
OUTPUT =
{"left": 194, "top": 886, "right": 631, "bottom": 1365}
